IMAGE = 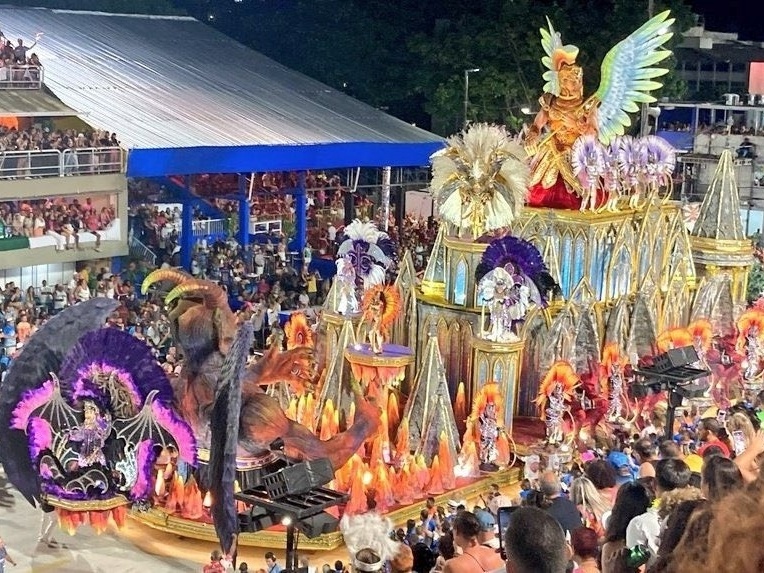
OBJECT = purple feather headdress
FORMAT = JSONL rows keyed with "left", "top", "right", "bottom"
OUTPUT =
{"left": 475, "top": 236, "right": 559, "bottom": 306}
{"left": 571, "top": 135, "right": 605, "bottom": 190}
{"left": 602, "top": 139, "right": 622, "bottom": 194}
{"left": 59, "top": 328, "right": 175, "bottom": 408}
{"left": 617, "top": 135, "right": 643, "bottom": 191}
{"left": 639, "top": 135, "right": 676, "bottom": 186}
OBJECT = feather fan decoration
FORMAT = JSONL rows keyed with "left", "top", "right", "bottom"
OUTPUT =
{"left": 341, "top": 513, "right": 401, "bottom": 571}
{"left": 430, "top": 123, "right": 528, "bottom": 239}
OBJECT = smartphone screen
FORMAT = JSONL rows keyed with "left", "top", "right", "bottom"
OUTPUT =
{"left": 497, "top": 506, "right": 518, "bottom": 553}
{"left": 732, "top": 430, "right": 747, "bottom": 456}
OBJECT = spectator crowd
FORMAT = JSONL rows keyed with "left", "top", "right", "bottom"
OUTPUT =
{"left": 0, "top": 197, "right": 114, "bottom": 251}
{"left": 0, "top": 30, "right": 42, "bottom": 86}
{"left": 0, "top": 125, "right": 121, "bottom": 178}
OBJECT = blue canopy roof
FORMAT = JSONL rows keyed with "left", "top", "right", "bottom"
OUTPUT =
{"left": 1, "top": 7, "right": 443, "bottom": 177}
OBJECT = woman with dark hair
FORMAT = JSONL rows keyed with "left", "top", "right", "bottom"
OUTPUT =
{"left": 585, "top": 459, "right": 619, "bottom": 506}
{"left": 432, "top": 531, "right": 455, "bottom": 572}
{"left": 701, "top": 455, "right": 743, "bottom": 501}
{"left": 649, "top": 499, "right": 707, "bottom": 573}
{"left": 601, "top": 482, "right": 653, "bottom": 573}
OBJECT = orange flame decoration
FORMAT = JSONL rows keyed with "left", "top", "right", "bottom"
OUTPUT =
{"left": 655, "top": 328, "right": 693, "bottom": 353}
{"left": 373, "top": 462, "right": 394, "bottom": 511}
{"left": 387, "top": 392, "right": 400, "bottom": 432}
{"left": 438, "top": 431, "right": 456, "bottom": 490}
{"left": 535, "top": 361, "right": 580, "bottom": 418}
{"left": 165, "top": 473, "right": 186, "bottom": 514}
{"left": 286, "top": 397, "right": 298, "bottom": 421}
{"left": 319, "top": 400, "right": 336, "bottom": 441}
{"left": 182, "top": 475, "right": 204, "bottom": 519}
{"left": 345, "top": 462, "right": 371, "bottom": 515}
{"left": 284, "top": 312, "right": 314, "bottom": 350}
{"left": 427, "top": 455, "right": 445, "bottom": 494}
{"left": 56, "top": 507, "right": 125, "bottom": 535}
{"left": 737, "top": 309, "right": 764, "bottom": 347}
{"left": 687, "top": 319, "right": 713, "bottom": 351}
{"left": 361, "top": 284, "right": 402, "bottom": 337}
{"left": 395, "top": 418, "right": 410, "bottom": 458}
{"left": 454, "top": 382, "right": 467, "bottom": 424}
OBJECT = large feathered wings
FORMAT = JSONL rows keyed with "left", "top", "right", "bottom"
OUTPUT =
{"left": 0, "top": 298, "right": 119, "bottom": 505}
{"left": 591, "top": 11, "right": 675, "bottom": 144}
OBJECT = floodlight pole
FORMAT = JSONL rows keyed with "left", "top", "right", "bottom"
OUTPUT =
{"left": 464, "top": 68, "right": 480, "bottom": 128}
{"left": 285, "top": 522, "right": 297, "bottom": 573}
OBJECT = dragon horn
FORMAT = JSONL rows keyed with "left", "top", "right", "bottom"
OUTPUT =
{"left": 165, "top": 281, "right": 228, "bottom": 309}
{"left": 141, "top": 269, "right": 193, "bottom": 295}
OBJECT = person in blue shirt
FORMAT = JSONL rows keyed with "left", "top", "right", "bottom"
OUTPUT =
{"left": 265, "top": 552, "right": 282, "bottom": 573}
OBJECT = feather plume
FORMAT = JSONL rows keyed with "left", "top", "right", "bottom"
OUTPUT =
{"left": 535, "top": 361, "right": 580, "bottom": 416}
{"left": 540, "top": 17, "right": 580, "bottom": 96}
{"left": 571, "top": 135, "right": 605, "bottom": 190}
{"left": 430, "top": 123, "right": 528, "bottom": 239}
{"left": 475, "top": 235, "right": 558, "bottom": 305}
{"left": 341, "top": 513, "right": 401, "bottom": 568}
{"left": 337, "top": 219, "right": 394, "bottom": 290}
{"left": 639, "top": 135, "right": 676, "bottom": 185}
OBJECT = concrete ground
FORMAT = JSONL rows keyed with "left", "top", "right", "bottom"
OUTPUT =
{"left": 0, "top": 469, "right": 345, "bottom": 573}
{"left": 0, "top": 468, "right": 519, "bottom": 573}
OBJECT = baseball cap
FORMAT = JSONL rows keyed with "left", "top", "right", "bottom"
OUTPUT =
{"left": 475, "top": 509, "right": 496, "bottom": 532}
{"left": 607, "top": 451, "right": 631, "bottom": 470}
{"left": 607, "top": 451, "right": 636, "bottom": 483}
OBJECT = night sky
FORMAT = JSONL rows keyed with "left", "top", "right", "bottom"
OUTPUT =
{"left": 690, "top": 0, "right": 760, "bottom": 40}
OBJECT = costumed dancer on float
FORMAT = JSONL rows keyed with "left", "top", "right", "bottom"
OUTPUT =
{"left": 524, "top": 11, "right": 675, "bottom": 210}
{"left": 357, "top": 284, "right": 402, "bottom": 355}
{"left": 475, "top": 235, "right": 560, "bottom": 343}
{"left": 478, "top": 400, "right": 500, "bottom": 472}
{"left": 536, "top": 362, "right": 580, "bottom": 445}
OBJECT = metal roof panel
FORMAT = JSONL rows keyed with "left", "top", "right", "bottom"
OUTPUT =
{"left": 0, "top": 7, "right": 442, "bottom": 152}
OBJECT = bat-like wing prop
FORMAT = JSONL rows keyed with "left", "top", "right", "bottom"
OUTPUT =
{"left": 0, "top": 298, "right": 118, "bottom": 505}
{"left": 210, "top": 323, "right": 253, "bottom": 560}
{"left": 112, "top": 390, "right": 196, "bottom": 500}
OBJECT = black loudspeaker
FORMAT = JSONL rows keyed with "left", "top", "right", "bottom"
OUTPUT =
{"left": 238, "top": 505, "right": 277, "bottom": 533}
{"left": 652, "top": 346, "right": 699, "bottom": 372}
{"left": 262, "top": 458, "right": 334, "bottom": 499}
{"left": 294, "top": 512, "right": 340, "bottom": 538}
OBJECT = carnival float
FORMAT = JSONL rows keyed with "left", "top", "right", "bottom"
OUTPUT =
{"left": 0, "top": 7, "right": 759, "bottom": 559}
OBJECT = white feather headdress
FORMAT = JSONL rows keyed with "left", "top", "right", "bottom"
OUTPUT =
{"left": 430, "top": 123, "right": 529, "bottom": 239}
{"left": 340, "top": 513, "right": 400, "bottom": 572}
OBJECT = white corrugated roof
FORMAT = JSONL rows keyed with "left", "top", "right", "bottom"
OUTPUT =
{"left": 0, "top": 7, "right": 441, "bottom": 151}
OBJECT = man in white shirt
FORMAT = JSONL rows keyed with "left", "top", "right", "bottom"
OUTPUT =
{"left": 626, "top": 458, "right": 692, "bottom": 568}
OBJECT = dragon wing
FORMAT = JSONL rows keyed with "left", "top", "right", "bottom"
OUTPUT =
{"left": 592, "top": 11, "right": 675, "bottom": 145}
{"left": 0, "top": 298, "right": 118, "bottom": 506}
{"left": 210, "top": 323, "right": 253, "bottom": 559}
